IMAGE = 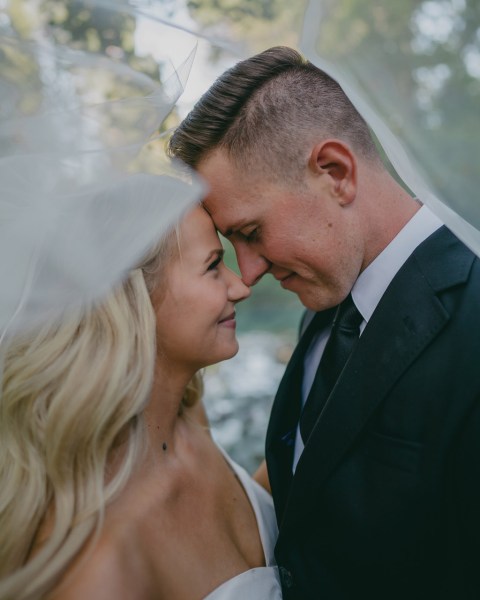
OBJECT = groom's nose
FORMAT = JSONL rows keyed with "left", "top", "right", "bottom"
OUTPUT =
{"left": 235, "top": 244, "right": 271, "bottom": 286}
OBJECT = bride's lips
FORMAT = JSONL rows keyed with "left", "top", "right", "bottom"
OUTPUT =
{"left": 218, "top": 311, "right": 236, "bottom": 328}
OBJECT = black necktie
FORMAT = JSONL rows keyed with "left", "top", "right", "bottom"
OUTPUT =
{"left": 300, "top": 294, "right": 363, "bottom": 444}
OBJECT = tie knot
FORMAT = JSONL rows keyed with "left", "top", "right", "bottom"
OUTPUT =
{"left": 334, "top": 294, "right": 363, "bottom": 332}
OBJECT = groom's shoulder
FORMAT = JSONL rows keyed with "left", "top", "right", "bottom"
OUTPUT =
{"left": 412, "top": 225, "right": 479, "bottom": 290}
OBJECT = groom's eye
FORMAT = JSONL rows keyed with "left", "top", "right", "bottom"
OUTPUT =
{"left": 243, "top": 227, "right": 260, "bottom": 242}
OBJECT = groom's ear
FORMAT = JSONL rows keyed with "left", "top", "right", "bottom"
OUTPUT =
{"left": 307, "top": 140, "right": 357, "bottom": 205}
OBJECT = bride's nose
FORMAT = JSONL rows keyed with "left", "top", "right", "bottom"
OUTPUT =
{"left": 227, "top": 269, "right": 251, "bottom": 303}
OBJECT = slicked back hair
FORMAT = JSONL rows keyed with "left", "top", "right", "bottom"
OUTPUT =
{"left": 168, "top": 46, "right": 381, "bottom": 182}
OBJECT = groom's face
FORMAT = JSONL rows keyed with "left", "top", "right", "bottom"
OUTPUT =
{"left": 198, "top": 150, "right": 364, "bottom": 311}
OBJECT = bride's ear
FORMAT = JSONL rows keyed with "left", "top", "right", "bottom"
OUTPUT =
{"left": 308, "top": 140, "right": 357, "bottom": 205}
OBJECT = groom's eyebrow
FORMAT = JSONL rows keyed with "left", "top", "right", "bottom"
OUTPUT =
{"left": 222, "top": 221, "right": 249, "bottom": 239}
{"left": 215, "top": 225, "right": 234, "bottom": 239}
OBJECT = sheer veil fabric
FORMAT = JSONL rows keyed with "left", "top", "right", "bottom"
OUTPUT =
{"left": 0, "top": 1, "right": 208, "bottom": 345}
{"left": 3, "top": 0, "right": 478, "bottom": 338}
{"left": 300, "top": 0, "right": 480, "bottom": 257}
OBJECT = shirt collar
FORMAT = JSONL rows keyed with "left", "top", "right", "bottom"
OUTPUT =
{"left": 352, "top": 205, "right": 443, "bottom": 324}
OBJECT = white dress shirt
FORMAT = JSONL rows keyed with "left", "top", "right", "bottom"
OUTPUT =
{"left": 292, "top": 205, "right": 443, "bottom": 471}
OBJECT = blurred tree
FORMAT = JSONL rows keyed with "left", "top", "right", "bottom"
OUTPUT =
{"left": 1, "top": 0, "right": 194, "bottom": 177}
{"left": 187, "top": 0, "right": 307, "bottom": 52}
{"left": 3, "top": 1, "right": 182, "bottom": 127}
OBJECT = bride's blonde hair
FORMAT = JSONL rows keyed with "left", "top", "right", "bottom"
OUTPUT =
{"left": 0, "top": 230, "right": 203, "bottom": 599}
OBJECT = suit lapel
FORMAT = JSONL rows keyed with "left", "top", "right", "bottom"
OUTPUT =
{"left": 276, "top": 227, "right": 475, "bottom": 533}
{"left": 266, "top": 307, "right": 336, "bottom": 522}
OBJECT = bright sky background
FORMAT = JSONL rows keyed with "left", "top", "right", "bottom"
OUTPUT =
{"left": 134, "top": 1, "right": 241, "bottom": 116}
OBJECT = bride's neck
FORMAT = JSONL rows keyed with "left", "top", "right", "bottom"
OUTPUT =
{"left": 143, "top": 359, "right": 195, "bottom": 454}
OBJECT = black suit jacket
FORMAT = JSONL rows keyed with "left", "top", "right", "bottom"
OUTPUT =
{"left": 266, "top": 227, "right": 480, "bottom": 599}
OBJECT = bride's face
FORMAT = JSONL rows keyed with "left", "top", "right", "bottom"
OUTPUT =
{"left": 152, "top": 206, "right": 250, "bottom": 371}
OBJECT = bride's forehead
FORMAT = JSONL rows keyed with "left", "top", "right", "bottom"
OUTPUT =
{"left": 179, "top": 205, "right": 218, "bottom": 240}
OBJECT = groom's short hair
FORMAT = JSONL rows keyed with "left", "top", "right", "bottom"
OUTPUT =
{"left": 168, "top": 46, "right": 380, "bottom": 182}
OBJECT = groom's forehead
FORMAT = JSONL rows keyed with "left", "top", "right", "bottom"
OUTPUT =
{"left": 201, "top": 177, "right": 257, "bottom": 213}
{"left": 198, "top": 148, "right": 264, "bottom": 197}
{"left": 199, "top": 150, "right": 282, "bottom": 225}
{"left": 201, "top": 199, "right": 249, "bottom": 239}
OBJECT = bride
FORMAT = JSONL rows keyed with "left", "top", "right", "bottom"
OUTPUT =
{"left": 0, "top": 204, "right": 282, "bottom": 599}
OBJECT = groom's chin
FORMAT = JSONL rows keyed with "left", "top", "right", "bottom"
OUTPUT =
{"left": 297, "top": 288, "right": 342, "bottom": 313}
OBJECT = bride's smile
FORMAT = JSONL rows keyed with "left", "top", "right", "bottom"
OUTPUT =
{"left": 152, "top": 206, "right": 250, "bottom": 373}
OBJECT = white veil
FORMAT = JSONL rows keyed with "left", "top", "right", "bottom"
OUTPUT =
{"left": 0, "top": 0, "right": 206, "bottom": 341}
{"left": 3, "top": 0, "right": 478, "bottom": 334}
{"left": 300, "top": 0, "right": 480, "bottom": 256}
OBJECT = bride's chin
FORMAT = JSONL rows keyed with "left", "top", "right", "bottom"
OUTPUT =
{"left": 227, "top": 339, "right": 240, "bottom": 357}
{"left": 203, "top": 342, "right": 239, "bottom": 368}
{"left": 226, "top": 344, "right": 240, "bottom": 360}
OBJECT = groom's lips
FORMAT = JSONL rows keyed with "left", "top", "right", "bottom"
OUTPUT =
{"left": 279, "top": 273, "right": 296, "bottom": 289}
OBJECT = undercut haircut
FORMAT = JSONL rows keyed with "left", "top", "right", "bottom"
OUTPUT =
{"left": 168, "top": 46, "right": 381, "bottom": 182}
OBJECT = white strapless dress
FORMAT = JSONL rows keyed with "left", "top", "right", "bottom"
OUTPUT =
{"left": 204, "top": 450, "right": 282, "bottom": 599}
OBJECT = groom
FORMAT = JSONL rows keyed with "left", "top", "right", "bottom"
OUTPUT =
{"left": 169, "top": 47, "right": 480, "bottom": 599}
